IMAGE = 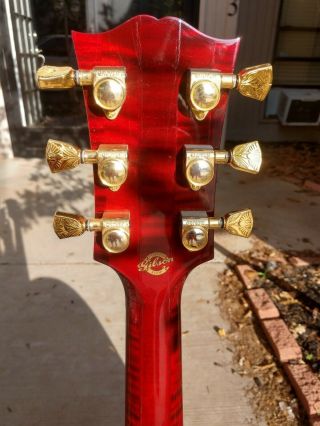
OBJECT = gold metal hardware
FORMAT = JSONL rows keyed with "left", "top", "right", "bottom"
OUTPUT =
{"left": 53, "top": 211, "right": 130, "bottom": 254}
{"left": 181, "top": 209, "right": 253, "bottom": 251}
{"left": 185, "top": 145, "right": 215, "bottom": 191}
{"left": 188, "top": 64, "right": 272, "bottom": 120}
{"left": 36, "top": 66, "right": 126, "bottom": 119}
{"left": 227, "top": 141, "right": 262, "bottom": 173}
{"left": 184, "top": 141, "right": 262, "bottom": 190}
{"left": 46, "top": 139, "right": 128, "bottom": 191}
{"left": 188, "top": 71, "right": 228, "bottom": 121}
{"left": 36, "top": 66, "right": 76, "bottom": 89}
{"left": 237, "top": 64, "right": 273, "bottom": 101}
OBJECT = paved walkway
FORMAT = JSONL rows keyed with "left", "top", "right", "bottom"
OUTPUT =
{"left": 0, "top": 158, "right": 319, "bottom": 425}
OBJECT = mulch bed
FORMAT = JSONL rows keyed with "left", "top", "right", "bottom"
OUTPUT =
{"left": 219, "top": 237, "right": 320, "bottom": 425}
{"left": 261, "top": 142, "right": 320, "bottom": 187}
{"left": 217, "top": 142, "right": 320, "bottom": 424}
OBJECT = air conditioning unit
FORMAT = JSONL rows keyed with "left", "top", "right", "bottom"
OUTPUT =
{"left": 277, "top": 89, "right": 320, "bottom": 126}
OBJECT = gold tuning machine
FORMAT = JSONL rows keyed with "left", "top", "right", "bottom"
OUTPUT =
{"left": 181, "top": 209, "right": 253, "bottom": 251}
{"left": 188, "top": 63, "right": 272, "bottom": 120}
{"left": 185, "top": 141, "right": 262, "bottom": 190}
{"left": 53, "top": 211, "right": 130, "bottom": 254}
{"left": 36, "top": 66, "right": 126, "bottom": 119}
{"left": 46, "top": 139, "right": 128, "bottom": 191}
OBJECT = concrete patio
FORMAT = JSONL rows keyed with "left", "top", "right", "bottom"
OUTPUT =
{"left": 0, "top": 157, "right": 319, "bottom": 426}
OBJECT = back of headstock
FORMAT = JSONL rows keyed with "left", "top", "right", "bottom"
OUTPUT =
{"left": 36, "top": 15, "right": 272, "bottom": 426}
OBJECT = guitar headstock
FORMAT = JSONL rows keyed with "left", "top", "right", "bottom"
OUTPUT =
{"left": 37, "top": 15, "right": 271, "bottom": 288}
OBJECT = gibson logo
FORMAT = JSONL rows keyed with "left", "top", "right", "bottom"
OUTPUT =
{"left": 138, "top": 252, "right": 173, "bottom": 276}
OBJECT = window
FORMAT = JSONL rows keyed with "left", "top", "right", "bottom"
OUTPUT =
{"left": 273, "top": 0, "right": 320, "bottom": 86}
{"left": 32, "top": 0, "right": 200, "bottom": 121}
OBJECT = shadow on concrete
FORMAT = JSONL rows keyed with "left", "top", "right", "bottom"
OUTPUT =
{"left": 10, "top": 159, "right": 93, "bottom": 231}
{"left": 215, "top": 164, "right": 320, "bottom": 255}
{"left": 0, "top": 196, "right": 125, "bottom": 425}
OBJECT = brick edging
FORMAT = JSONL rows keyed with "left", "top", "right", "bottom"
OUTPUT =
{"left": 236, "top": 264, "right": 320, "bottom": 424}
{"left": 304, "top": 180, "right": 320, "bottom": 193}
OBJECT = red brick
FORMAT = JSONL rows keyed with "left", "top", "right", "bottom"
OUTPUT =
{"left": 284, "top": 363, "right": 320, "bottom": 417}
{"left": 285, "top": 176, "right": 301, "bottom": 185}
{"left": 235, "top": 264, "right": 259, "bottom": 289}
{"left": 262, "top": 319, "right": 302, "bottom": 362}
{"left": 304, "top": 180, "right": 320, "bottom": 193}
{"left": 306, "top": 256, "right": 320, "bottom": 265}
{"left": 289, "top": 256, "right": 310, "bottom": 267}
{"left": 289, "top": 255, "right": 320, "bottom": 267}
{"left": 273, "top": 255, "right": 287, "bottom": 265}
{"left": 310, "top": 415, "right": 320, "bottom": 426}
{"left": 246, "top": 288, "right": 279, "bottom": 320}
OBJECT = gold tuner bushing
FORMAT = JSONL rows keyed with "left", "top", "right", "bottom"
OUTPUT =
{"left": 46, "top": 139, "right": 128, "bottom": 191}
{"left": 91, "top": 67, "right": 126, "bottom": 120}
{"left": 188, "top": 70, "right": 225, "bottom": 121}
{"left": 181, "top": 209, "right": 253, "bottom": 251}
{"left": 53, "top": 211, "right": 130, "bottom": 254}
{"left": 188, "top": 64, "right": 272, "bottom": 121}
{"left": 184, "top": 142, "right": 262, "bottom": 190}
{"left": 184, "top": 145, "right": 215, "bottom": 190}
{"left": 36, "top": 66, "right": 126, "bottom": 120}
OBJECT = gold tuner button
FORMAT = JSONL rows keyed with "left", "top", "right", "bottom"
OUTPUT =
{"left": 236, "top": 63, "right": 273, "bottom": 101}
{"left": 218, "top": 209, "right": 254, "bottom": 238}
{"left": 36, "top": 66, "right": 126, "bottom": 120}
{"left": 181, "top": 209, "right": 253, "bottom": 251}
{"left": 53, "top": 211, "right": 130, "bottom": 254}
{"left": 46, "top": 140, "right": 128, "bottom": 191}
{"left": 46, "top": 139, "right": 81, "bottom": 173}
{"left": 215, "top": 141, "right": 262, "bottom": 174}
{"left": 53, "top": 211, "right": 86, "bottom": 239}
{"left": 36, "top": 66, "right": 76, "bottom": 89}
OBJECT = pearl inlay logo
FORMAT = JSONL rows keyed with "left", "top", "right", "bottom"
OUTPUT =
{"left": 138, "top": 252, "right": 173, "bottom": 276}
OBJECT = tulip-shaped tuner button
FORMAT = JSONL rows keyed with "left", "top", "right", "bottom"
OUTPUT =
{"left": 181, "top": 209, "right": 253, "bottom": 251}
{"left": 53, "top": 211, "right": 130, "bottom": 254}
{"left": 185, "top": 141, "right": 262, "bottom": 190}
{"left": 46, "top": 139, "right": 128, "bottom": 191}
{"left": 188, "top": 63, "right": 272, "bottom": 120}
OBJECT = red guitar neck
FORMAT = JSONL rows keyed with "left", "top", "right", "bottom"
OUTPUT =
{"left": 72, "top": 16, "right": 239, "bottom": 426}
{"left": 124, "top": 277, "right": 184, "bottom": 425}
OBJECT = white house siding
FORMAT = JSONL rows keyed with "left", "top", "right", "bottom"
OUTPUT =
{"left": 0, "top": 84, "right": 13, "bottom": 159}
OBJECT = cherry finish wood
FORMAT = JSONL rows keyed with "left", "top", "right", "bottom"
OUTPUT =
{"left": 72, "top": 15, "right": 239, "bottom": 426}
